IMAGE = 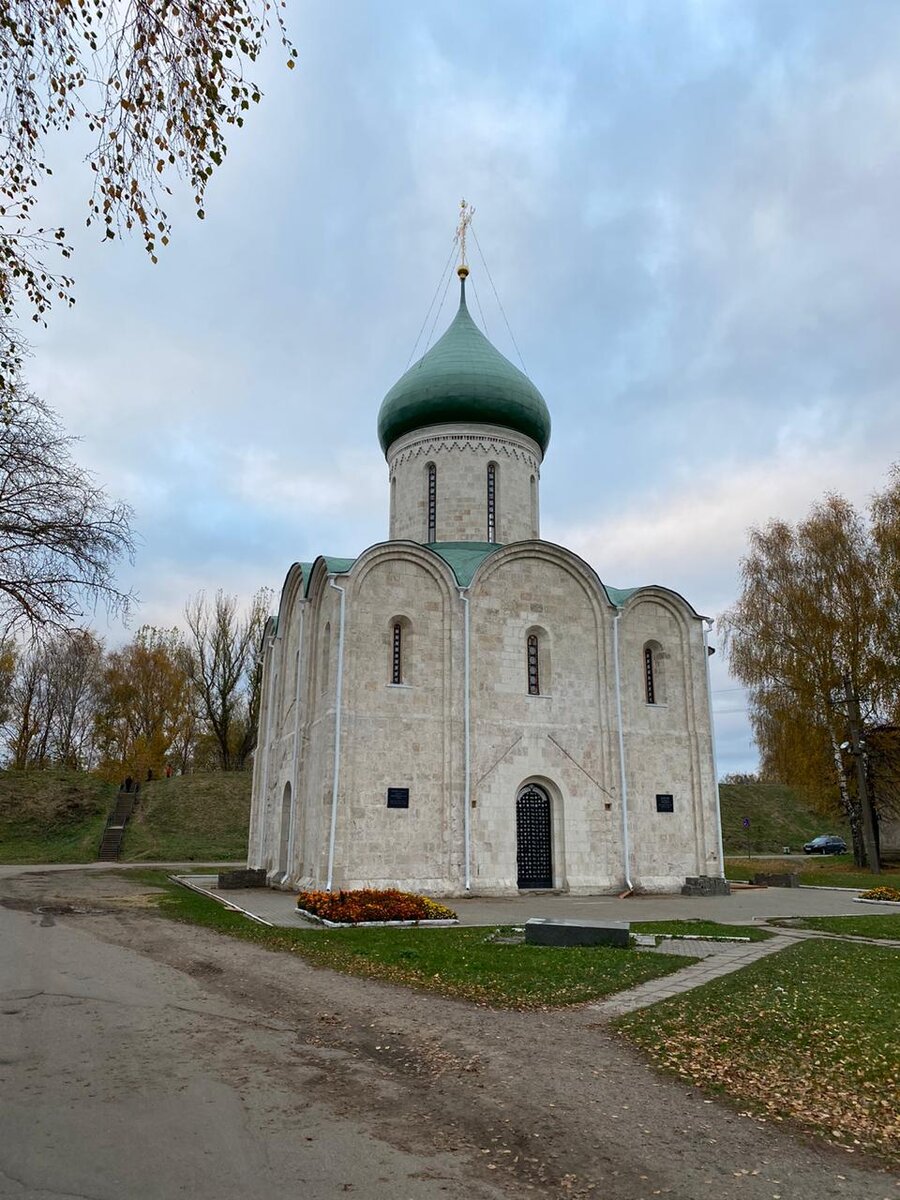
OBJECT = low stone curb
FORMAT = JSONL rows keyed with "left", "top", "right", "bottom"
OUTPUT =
{"left": 173, "top": 875, "right": 275, "bottom": 927}
{"left": 296, "top": 907, "right": 458, "bottom": 929}
{"left": 852, "top": 897, "right": 900, "bottom": 906}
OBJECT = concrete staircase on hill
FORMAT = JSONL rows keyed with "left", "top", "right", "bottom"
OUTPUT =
{"left": 97, "top": 788, "right": 138, "bottom": 861}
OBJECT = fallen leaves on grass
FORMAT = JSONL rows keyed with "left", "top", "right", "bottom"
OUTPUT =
{"left": 617, "top": 940, "right": 900, "bottom": 1162}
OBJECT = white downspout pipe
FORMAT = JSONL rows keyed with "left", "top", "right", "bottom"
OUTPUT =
{"left": 613, "top": 611, "right": 633, "bottom": 892}
{"left": 459, "top": 589, "right": 472, "bottom": 891}
{"left": 704, "top": 618, "right": 726, "bottom": 877}
{"left": 257, "top": 631, "right": 277, "bottom": 870}
{"left": 325, "top": 578, "right": 346, "bottom": 892}
{"left": 285, "top": 603, "right": 305, "bottom": 881}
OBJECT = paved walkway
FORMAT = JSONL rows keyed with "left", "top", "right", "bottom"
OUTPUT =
{"left": 588, "top": 934, "right": 798, "bottom": 1018}
{"left": 175, "top": 874, "right": 873, "bottom": 927}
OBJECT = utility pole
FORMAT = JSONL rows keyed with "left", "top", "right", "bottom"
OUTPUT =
{"left": 843, "top": 675, "right": 880, "bottom": 875}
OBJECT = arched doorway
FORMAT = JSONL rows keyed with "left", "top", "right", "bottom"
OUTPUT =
{"left": 516, "top": 784, "right": 552, "bottom": 889}
{"left": 278, "top": 781, "right": 292, "bottom": 878}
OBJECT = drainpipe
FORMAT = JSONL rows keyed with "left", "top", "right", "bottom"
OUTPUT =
{"left": 325, "top": 578, "right": 347, "bottom": 892}
{"left": 460, "top": 590, "right": 475, "bottom": 892}
{"left": 256, "top": 630, "right": 278, "bottom": 868}
{"left": 612, "top": 611, "right": 633, "bottom": 892}
{"left": 703, "top": 618, "right": 726, "bottom": 878}
{"left": 285, "top": 603, "right": 305, "bottom": 880}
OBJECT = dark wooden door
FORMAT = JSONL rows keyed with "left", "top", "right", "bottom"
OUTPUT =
{"left": 516, "top": 786, "right": 552, "bottom": 888}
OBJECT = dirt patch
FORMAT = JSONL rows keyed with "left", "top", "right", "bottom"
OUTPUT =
{"left": 0, "top": 868, "right": 164, "bottom": 911}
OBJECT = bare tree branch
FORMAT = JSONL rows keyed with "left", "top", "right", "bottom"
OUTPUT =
{"left": 0, "top": 389, "right": 134, "bottom": 632}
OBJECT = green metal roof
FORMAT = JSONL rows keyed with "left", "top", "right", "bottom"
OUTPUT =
{"left": 377, "top": 280, "right": 551, "bottom": 455}
{"left": 295, "top": 547, "right": 689, "bottom": 612}
{"left": 425, "top": 541, "right": 502, "bottom": 586}
{"left": 302, "top": 557, "right": 357, "bottom": 596}
{"left": 604, "top": 585, "right": 640, "bottom": 607}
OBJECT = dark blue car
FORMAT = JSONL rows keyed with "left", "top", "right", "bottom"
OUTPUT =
{"left": 803, "top": 835, "right": 847, "bottom": 855}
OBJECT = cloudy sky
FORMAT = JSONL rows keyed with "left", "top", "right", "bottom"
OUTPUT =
{"left": 24, "top": 0, "right": 900, "bottom": 774}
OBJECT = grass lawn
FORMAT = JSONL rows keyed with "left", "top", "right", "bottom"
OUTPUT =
{"left": 617, "top": 939, "right": 900, "bottom": 1163}
{"left": 772, "top": 913, "right": 900, "bottom": 941}
{"left": 131, "top": 872, "right": 697, "bottom": 1009}
{"left": 631, "top": 920, "right": 772, "bottom": 942}
{"left": 719, "top": 781, "right": 850, "bottom": 855}
{"left": 0, "top": 768, "right": 114, "bottom": 863}
{"left": 122, "top": 773, "right": 250, "bottom": 861}
{"left": 726, "top": 854, "right": 900, "bottom": 891}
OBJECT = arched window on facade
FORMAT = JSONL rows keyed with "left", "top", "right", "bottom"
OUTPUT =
{"left": 527, "top": 633, "right": 540, "bottom": 694}
{"left": 643, "top": 640, "right": 665, "bottom": 705}
{"left": 526, "top": 626, "right": 551, "bottom": 696}
{"left": 426, "top": 462, "right": 437, "bottom": 542}
{"left": 487, "top": 462, "right": 498, "bottom": 543}
{"left": 388, "top": 616, "right": 411, "bottom": 685}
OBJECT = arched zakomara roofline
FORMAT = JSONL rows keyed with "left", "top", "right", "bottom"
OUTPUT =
{"left": 350, "top": 540, "right": 461, "bottom": 607}
{"left": 465, "top": 538, "right": 706, "bottom": 621}
{"left": 613, "top": 583, "right": 708, "bottom": 624}
{"left": 303, "top": 555, "right": 357, "bottom": 606}
{"left": 275, "top": 561, "right": 306, "bottom": 634}
{"left": 258, "top": 613, "right": 279, "bottom": 663}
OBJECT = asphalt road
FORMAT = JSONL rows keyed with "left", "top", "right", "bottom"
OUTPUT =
{"left": 0, "top": 903, "right": 507, "bottom": 1200}
{"left": 1, "top": 870, "right": 897, "bottom": 1200}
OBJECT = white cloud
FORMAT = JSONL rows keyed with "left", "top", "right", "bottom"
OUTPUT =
{"left": 234, "top": 447, "right": 386, "bottom": 516}
{"left": 548, "top": 440, "right": 894, "bottom": 613}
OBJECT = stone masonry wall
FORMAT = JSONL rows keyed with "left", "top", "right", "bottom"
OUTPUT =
{"left": 387, "top": 423, "right": 541, "bottom": 544}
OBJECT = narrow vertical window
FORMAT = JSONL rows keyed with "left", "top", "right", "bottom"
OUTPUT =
{"left": 392, "top": 622, "right": 403, "bottom": 684}
{"left": 427, "top": 463, "right": 437, "bottom": 542}
{"left": 487, "top": 463, "right": 497, "bottom": 542}
{"left": 644, "top": 645, "right": 655, "bottom": 705}
{"left": 527, "top": 633, "right": 540, "bottom": 695}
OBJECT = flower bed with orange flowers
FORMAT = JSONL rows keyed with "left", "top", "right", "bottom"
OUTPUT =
{"left": 296, "top": 888, "right": 458, "bottom": 927}
{"left": 856, "top": 885, "right": 900, "bottom": 904}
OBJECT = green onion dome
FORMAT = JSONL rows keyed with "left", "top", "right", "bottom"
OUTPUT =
{"left": 377, "top": 279, "right": 551, "bottom": 455}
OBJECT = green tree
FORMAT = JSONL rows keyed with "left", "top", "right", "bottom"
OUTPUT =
{"left": 722, "top": 479, "right": 900, "bottom": 867}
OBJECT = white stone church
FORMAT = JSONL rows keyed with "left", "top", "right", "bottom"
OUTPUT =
{"left": 248, "top": 265, "right": 723, "bottom": 895}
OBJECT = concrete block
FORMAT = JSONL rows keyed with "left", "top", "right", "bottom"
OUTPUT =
{"left": 525, "top": 917, "right": 631, "bottom": 948}
{"left": 218, "top": 868, "right": 267, "bottom": 889}
{"left": 751, "top": 872, "right": 800, "bottom": 888}
{"left": 681, "top": 875, "right": 731, "bottom": 897}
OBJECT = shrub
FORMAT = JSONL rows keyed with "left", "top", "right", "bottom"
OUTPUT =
{"left": 297, "top": 888, "right": 457, "bottom": 924}
{"left": 859, "top": 885, "right": 900, "bottom": 903}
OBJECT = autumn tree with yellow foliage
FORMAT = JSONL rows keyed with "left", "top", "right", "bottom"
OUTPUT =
{"left": 94, "top": 625, "right": 195, "bottom": 782}
{"left": 722, "top": 470, "right": 900, "bottom": 866}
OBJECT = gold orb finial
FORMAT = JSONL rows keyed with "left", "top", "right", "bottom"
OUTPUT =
{"left": 457, "top": 265, "right": 469, "bottom": 280}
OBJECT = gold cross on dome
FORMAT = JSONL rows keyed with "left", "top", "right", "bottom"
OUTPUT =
{"left": 456, "top": 198, "right": 475, "bottom": 273}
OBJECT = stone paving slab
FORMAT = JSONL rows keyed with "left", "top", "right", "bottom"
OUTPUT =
{"left": 171, "top": 875, "right": 869, "bottom": 928}
{"left": 587, "top": 935, "right": 796, "bottom": 1019}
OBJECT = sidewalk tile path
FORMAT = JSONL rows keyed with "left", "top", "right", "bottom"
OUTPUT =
{"left": 588, "top": 935, "right": 797, "bottom": 1019}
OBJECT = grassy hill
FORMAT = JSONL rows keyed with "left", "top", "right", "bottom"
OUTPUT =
{"left": 0, "top": 767, "right": 115, "bottom": 863}
{"left": 719, "top": 781, "right": 849, "bottom": 855}
{"left": 123, "top": 772, "right": 251, "bottom": 861}
{"left": 0, "top": 768, "right": 251, "bottom": 863}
